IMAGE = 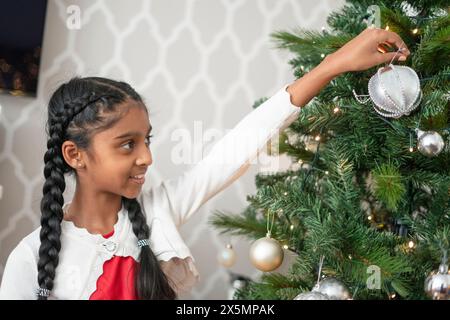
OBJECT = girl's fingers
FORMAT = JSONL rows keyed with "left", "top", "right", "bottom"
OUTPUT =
{"left": 376, "top": 51, "right": 407, "bottom": 65}
{"left": 378, "top": 30, "right": 410, "bottom": 55}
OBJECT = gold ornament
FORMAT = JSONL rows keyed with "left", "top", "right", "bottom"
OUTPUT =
{"left": 249, "top": 235, "right": 284, "bottom": 272}
{"left": 217, "top": 244, "right": 237, "bottom": 268}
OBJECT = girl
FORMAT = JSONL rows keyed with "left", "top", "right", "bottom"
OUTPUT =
{"left": 0, "top": 28, "right": 409, "bottom": 300}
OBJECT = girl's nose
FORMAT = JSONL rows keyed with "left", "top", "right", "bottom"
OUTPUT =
{"left": 137, "top": 147, "right": 153, "bottom": 166}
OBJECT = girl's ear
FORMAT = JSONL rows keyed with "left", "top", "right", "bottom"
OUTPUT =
{"left": 61, "top": 141, "right": 84, "bottom": 169}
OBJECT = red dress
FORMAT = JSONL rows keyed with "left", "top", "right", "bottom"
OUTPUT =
{"left": 89, "top": 230, "right": 138, "bottom": 300}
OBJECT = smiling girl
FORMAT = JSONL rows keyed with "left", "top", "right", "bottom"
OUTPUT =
{"left": 0, "top": 28, "right": 409, "bottom": 300}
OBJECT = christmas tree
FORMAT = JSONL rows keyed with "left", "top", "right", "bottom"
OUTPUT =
{"left": 211, "top": 0, "right": 449, "bottom": 300}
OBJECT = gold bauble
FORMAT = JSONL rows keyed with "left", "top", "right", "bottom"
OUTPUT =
{"left": 249, "top": 236, "right": 284, "bottom": 272}
{"left": 217, "top": 244, "right": 237, "bottom": 268}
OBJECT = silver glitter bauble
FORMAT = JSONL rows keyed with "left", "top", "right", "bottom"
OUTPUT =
{"left": 424, "top": 263, "right": 450, "bottom": 300}
{"left": 249, "top": 236, "right": 284, "bottom": 272}
{"left": 416, "top": 129, "right": 445, "bottom": 157}
{"left": 312, "top": 277, "right": 352, "bottom": 300}
{"left": 368, "top": 64, "right": 422, "bottom": 118}
{"left": 294, "top": 291, "right": 330, "bottom": 300}
{"left": 218, "top": 244, "right": 237, "bottom": 268}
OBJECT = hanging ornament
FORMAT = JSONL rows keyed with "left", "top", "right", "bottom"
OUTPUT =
{"left": 218, "top": 243, "right": 237, "bottom": 268}
{"left": 249, "top": 209, "right": 284, "bottom": 272}
{"left": 367, "top": 64, "right": 422, "bottom": 118}
{"left": 312, "top": 277, "right": 352, "bottom": 300}
{"left": 294, "top": 291, "right": 330, "bottom": 300}
{"left": 353, "top": 44, "right": 422, "bottom": 118}
{"left": 416, "top": 129, "right": 445, "bottom": 157}
{"left": 424, "top": 262, "right": 450, "bottom": 300}
{"left": 249, "top": 235, "right": 284, "bottom": 272}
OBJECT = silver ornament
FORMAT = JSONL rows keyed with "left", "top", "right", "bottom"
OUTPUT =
{"left": 424, "top": 263, "right": 449, "bottom": 300}
{"left": 416, "top": 129, "right": 445, "bottom": 157}
{"left": 294, "top": 291, "right": 330, "bottom": 300}
{"left": 368, "top": 64, "right": 422, "bottom": 118}
{"left": 312, "top": 277, "right": 352, "bottom": 300}
{"left": 218, "top": 244, "right": 237, "bottom": 268}
{"left": 249, "top": 236, "right": 284, "bottom": 272}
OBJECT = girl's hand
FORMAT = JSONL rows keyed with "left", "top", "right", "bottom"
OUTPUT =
{"left": 325, "top": 28, "right": 410, "bottom": 76}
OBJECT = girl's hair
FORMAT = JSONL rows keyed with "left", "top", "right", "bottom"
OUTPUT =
{"left": 38, "top": 77, "right": 176, "bottom": 300}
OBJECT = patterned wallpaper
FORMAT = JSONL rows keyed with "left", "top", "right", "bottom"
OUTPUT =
{"left": 0, "top": 0, "right": 343, "bottom": 299}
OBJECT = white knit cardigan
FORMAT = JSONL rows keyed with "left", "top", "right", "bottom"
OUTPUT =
{"left": 0, "top": 84, "right": 301, "bottom": 299}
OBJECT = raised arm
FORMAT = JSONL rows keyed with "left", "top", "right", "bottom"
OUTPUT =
{"left": 143, "top": 28, "right": 409, "bottom": 227}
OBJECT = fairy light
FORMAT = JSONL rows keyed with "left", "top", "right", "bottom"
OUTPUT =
{"left": 333, "top": 107, "right": 340, "bottom": 113}
{"left": 348, "top": 254, "right": 353, "bottom": 260}
{"left": 385, "top": 25, "right": 390, "bottom": 31}
{"left": 325, "top": 171, "right": 329, "bottom": 175}
{"left": 284, "top": 192, "right": 288, "bottom": 196}
{"left": 283, "top": 244, "right": 289, "bottom": 250}
{"left": 314, "top": 135, "right": 321, "bottom": 141}
{"left": 290, "top": 225, "right": 294, "bottom": 231}
{"left": 368, "top": 215, "right": 373, "bottom": 221}
{"left": 298, "top": 159, "right": 303, "bottom": 164}
{"left": 409, "top": 147, "right": 414, "bottom": 152}
{"left": 300, "top": 65, "right": 305, "bottom": 71}
{"left": 321, "top": 26, "right": 326, "bottom": 32}
{"left": 320, "top": 53, "right": 325, "bottom": 58}
{"left": 412, "top": 28, "right": 418, "bottom": 34}
{"left": 408, "top": 240, "right": 415, "bottom": 249}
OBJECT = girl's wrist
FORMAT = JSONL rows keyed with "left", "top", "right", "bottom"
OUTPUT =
{"left": 320, "top": 53, "right": 346, "bottom": 78}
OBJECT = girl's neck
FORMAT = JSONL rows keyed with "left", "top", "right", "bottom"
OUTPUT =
{"left": 63, "top": 190, "right": 123, "bottom": 236}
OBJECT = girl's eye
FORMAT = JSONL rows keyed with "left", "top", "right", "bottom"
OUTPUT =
{"left": 122, "top": 135, "right": 153, "bottom": 150}
{"left": 122, "top": 141, "right": 135, "bottom": 150}
{"left": 145, "top": 134, "right": 153, "bottom": 146}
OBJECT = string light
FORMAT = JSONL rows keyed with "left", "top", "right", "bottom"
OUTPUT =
{"left": 412, "top": 28, "right": 419, "bottom": 34}
{"left": 368, "top": 215, "right": 373, "bottom": 221}
{"left": 314, "top": 135, "right": 321, "bottom": 141}
{"left": 390, "top": 293, "right": 396, "bottom": 299}
{"left": 325, "top": 171, "right": 329, "bottom": 175}
{"left": 333, "top": 107, "right": 340, "bottom": 113}
{"left": 283, "top": 244, "right": 289, "bottom": 250}
{"left": 284, "top": 192, "right": 288, "bottom": 196}
{"left": 408, "top": 240, "right": 415, "bottom": 249}
{"left": 321, "top": 26, "right": 326, "bottom": 32}
{"left": 409, "top": 147, "right": 414, "bottom": 152}
{"left": 300, "top": 65, "right": 305, "bottom": 71}
{"left": 320, "top": 53, "right": 325, "bottom": 58}
{"left": 290, "top": 225, "right": 294, "bottom": 231}
{"left": 348, "top": 254, "right": 353, "bottom": 260}
{"left": 298, "top": 159, "right": 303, "bottom": 164}
{"left": 385, "top": 25, "right": 390, "bottom": 31}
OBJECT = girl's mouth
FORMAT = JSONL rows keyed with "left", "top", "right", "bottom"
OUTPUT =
{"left": 129, "top": 174, "right": 145, "bottom": 185}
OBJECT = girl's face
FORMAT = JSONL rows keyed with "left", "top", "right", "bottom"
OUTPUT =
{"left": 82, "top": 101, "right": 153, "bottom": 199}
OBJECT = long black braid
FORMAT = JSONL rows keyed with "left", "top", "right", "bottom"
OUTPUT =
{"left": 123, "top": 197, "right": 176, "bottom": 299}
{"left": 38, "top": 77, "right": 175, "bottom": 299}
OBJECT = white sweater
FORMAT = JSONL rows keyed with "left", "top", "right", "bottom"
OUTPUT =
{"left": 0, "top": 85, "right": 301, "bottom": 299}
